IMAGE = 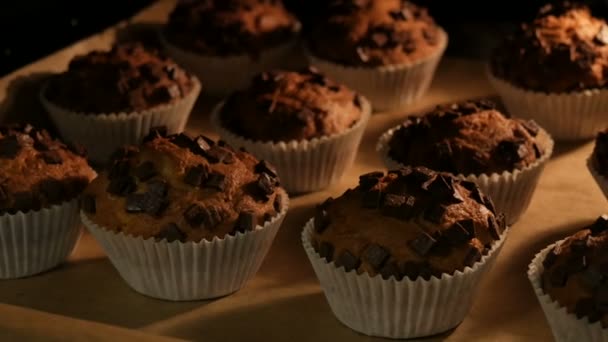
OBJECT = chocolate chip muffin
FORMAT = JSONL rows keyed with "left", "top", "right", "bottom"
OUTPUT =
{"left": 311, "top": 167, "right": 505, "bottom": 280}
{"left": 44, "top": 43, "right": 197, "bottom": 113}
{"left": 491, "top": 2, "right": 608, "bottom": 93}
{"left": 83, "top": 129, "right": 286, "bottom": 242}
{"left": 386, "top": 100, "right": 550, "bottom": 176}
{"left": 541, "top": 216, "right": 608, "bottom": 326}
{"left": 219, "top": 67, "right": 364, "bottom": 142}
{"left": 308, "top": 0, "right": 444, "bottom": 67}
{"left": 165, "top": 0, "right": 300, "bottom": 57}
{"left": 0, "top": 124, "right": 96, "bottom": 214}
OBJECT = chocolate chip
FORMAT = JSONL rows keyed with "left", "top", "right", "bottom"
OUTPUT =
{"left": 273, "top": 195, "right": 282, "bottom": 213}
{"left": 163, "top": 65, "right": 177, "bottom": 80}
{"left": 381, "top": 193, "right": 406, "bottom": 217}
{"left": 318, "top": 242, "right": 334, "bottom": 261}
{"left": 314, "top": 207, "right": 330, "bottom": 233}
{"left": 41, "top": 151, "right": 62, "bottom": 165}
{"left": 108, "top": 160, "right": 130, "bottom": 180}
{"left": 595, "top": 25, "right": 608, "bottom": 45}
{"left": 155, "top": 223, "right": 185, "bottom": 243}
{"left": 203, "top": 173, "right": 225, "bottom": 191}
{"left": 407, "top": 168, "right": 435, "bottom": 186}
{"left": 328, "top": 85, "right": 340, "bottom": 92}
{"left": 426, "top": 174, "right": 464, "bottom": 204}
{"left": 40, "top": 179, "right": 65, "bottom": 203}
{"left": 379, "top": 261, "right": 402, "bottom": 280}
{"left": 582, "top": 267, "right": 603, "bottom": 290}
{"left": 143, "top": 126, "right": 168, "bottom": 143}
{"left": 590, "top": 215, "right": 608, "bottom": 236}
{"left": 359, "top": 171, "right": 384, "bottom": 191}
{"left": 82, "top": 194, "right": 96, "bottom": 214}
{"left": 444, "top": 221, "right": 474, "bottom": 245}
{"left": 133, "top": 161, "right": 157, "bottom": 181}
{"left": 184, "top": 204, "right": 205, "bottom": 227}
{"left": 204, "top": 146, "right": 232, "bottom": 164}
{"left": 389, "top": 9, "right": 409, "bottom": 20}
{"left": 408, "top": 232, "right": 436, "bottom": 256}
{"left": 255, "top": 160, "right": 277, "bottom": 178}
{"left": 335, "top": 250, "right": 361, "bottom": 272}
{"left": 482, "top": 194, "right": 496, "bottom": 214}
{"left": 169, "top": 133, "right": 194, "bottom": 149}
{"left": 255, "top": 173, "right": 275, "bottom": 201}
{"left": 0, "top": 136, "right": 21, "bottom": 158}
{"left": 183, "top": 204, "right": 224, "bottom": 229}
{"left": 496, "top": 140, "right": 528, "bottom": 165}
{"left": 107, "top": 176, "right": 137, "bottom": 196}
{"left": 543, "top": 249, "right": 558, "bottom": 269}
{"left": 424, "top": 204, "right": 446, "bottom": 224}
{"left": 193, "top": 135, "right": 214, "bottom": 154}
{"left": 463, "top": 247, "right": 482, "bottom": 267}
{"left": 362, "top": 190, "right": 382, "bottom": 209}
{"left": 575, "top": 298, "right": 602, "bottom": 322}
{"left": 363, "top": 244, "right": 390, "bottom": 270}
{"left": 126, "top": 192, "right": 168, "bottom": 216}
{"left": 522, "top": 120, "right": 540, "bottom": 136}
{"left": 147, "top": 179, "right": 169, "bottom": 197}
{"left": 233, "top": 211, "right": 256, "bottom": 234}
{"left": 184, "top": 165, "right": 208, "bottom": 187}
{"left": 487, "top": 216, "right": 501, "bottom": 240}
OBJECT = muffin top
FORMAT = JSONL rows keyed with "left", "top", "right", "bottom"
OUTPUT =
{"left": 219, "top": 67, "right": 365, "bottom": 142}
{"left": 490, "top": 2, "right": 608, "bottom": 93}
{"left": 83, "top": 128, "right": 286, "bottom": 242}
{"left": 387, "top": 100, "right": 550, "bottom": 176}
{"left": 166, "top": 0, "right": 300, "bottom": 56}
{"left": 45, "top": 43, "right": 197, "bottom": 113}
{"left": 311, "top": 167, "right": 505, "bottom": 280}
{"left": 0, "top": 124, "right": 96, "bottom": 214}
{"left": 592, "top": 129, "right": 608, "bottom": 177}
{"left": 541, "top": 216, "right": 608, "bottom": 326}
{"left": 307, "top": 0, "right": 444, "bottom": 67}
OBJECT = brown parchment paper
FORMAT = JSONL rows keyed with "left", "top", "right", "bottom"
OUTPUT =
{"left": 0, "top": 1, "right": 604, "bottom": 341}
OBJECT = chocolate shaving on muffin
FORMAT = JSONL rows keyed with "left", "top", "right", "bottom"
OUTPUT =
{"left": 220, "top": 67, "right": 364, "bottom": 142}
{"left": 387, "top": 99, "right": 549, "bottom": 175}
{"left": 491, "top": 2, "right": 608, "bottom": 92}
{"left": 0, "top": 124, "right": 96, "bottom": 214}
{"left": 541, "top": 216, "right": 608, "bottom": 326}
{"left": 307, "top": 0, "right": 444, "bottom": 67}
{"left": 45, "top": 43, "right": 196, "bottom": 113}
{"left": 165, "top": 0, "right": 300, "bottom": 57}
{"left": 311, "top": 167, "right": 505, "bottom": 280}
{"left": 83, "top": 129, "right": 286, "bottom": 242}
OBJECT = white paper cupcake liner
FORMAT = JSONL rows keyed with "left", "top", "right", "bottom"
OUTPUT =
{"left": 211, "top": 99, "right": 372, "bottom": 194}
{"left": 81, "top": 193, "right": 288, "bottom": 301}
{"left": 306, "top": 30, "right": 447, "bottom": 111}
{"left": 301, "top": 218, "right": 507, "bottom": 339}
{"left": 377, "top": 126, "right": 554, "bottom": 225}
{"left": 40, "top": 79, "right": 201, "bottom": 164}
{"left": 0, "top": 199, "right": 81, "bottom": 279}
{"left": 587, "top": 156, "right": 608, "bottom": 200}
{"left": 160, "top": 31, "right": 300, "bottom": 95}
{"left": 488, "top": 71, "right": 608, "bottom": 141}
{"left": 528, "top": 241, "right": 608, "bottom": 342}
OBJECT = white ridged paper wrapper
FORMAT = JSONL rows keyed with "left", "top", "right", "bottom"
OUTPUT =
{"left": 81, "top": 193, "right": 288, "bottom": 301}
{"left": 302, "top": 218, "right": 507, "bottom": 339}
{"left": 306, "top": 30, "right": 447, "bottom": 111}
{"left": 160, "top": 31, "right": 300, "bottom": 95}
{"left": 0, "top": 199, "right": 81, "bottom": 279}
{"left": 376, "top": 125, "right": 554, "bottom": 225}
{"left": 211, "top": 99, "right": 372, "bottom": 194}
{"left": 587, "top": 156, "right": 608, "bottom": 200}
{"left": 528, "top": 241, "right": 608, "bottom": 342}
{"left": 488, "top": 71, "right": 608, "bottom": 141}
{"left": 40, "top": 79, "right": 201, "bottom": 164}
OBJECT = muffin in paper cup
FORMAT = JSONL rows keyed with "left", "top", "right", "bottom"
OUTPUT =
{"left": 306, "top": 29, "right": 447, "bottom": 111}
{"left": 487, "top": 72, "right": 608, "bottom": 141}
{"left": 302, "top": 218, "right": 507, "bottom": 339}
{"left": 376, "top": 119, "right": 554, "bottom": 225}
{"left": 211, "top": 98, "right": 372, "bottom": 194}
{"left": 0, "top": 199, "right": 82, "bottom": 279}
{"left": 81, "top": 193, "right": 288, "bottom": 301}
{"left": 40, "top": 79, "right": 201, "bottom": 165}
{"left": 528, "top": 240, "right": 608, "bottom": 342}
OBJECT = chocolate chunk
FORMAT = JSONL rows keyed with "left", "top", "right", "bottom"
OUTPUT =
{"left": 335, "top": 250, "right": 361, "bottom": 272}
{"left": 233, "top": 211, "right": 256, "bottom": 234}
{"left": 381, "top": 193, "right": 407, "bottom": 218}
{"left": 108, "top": 160, "right": 130, "bottom": 180}
{"left": 109, "top": 146, "right": 136, "bottom": 163}
{"left": 41, "top": 151, "right": 62, "bottom": 165}
{"left": 487, "top": 216, "right": 501, "bottom": 240}
{"left": 363, "top": 244, "right": 390, "bottom": 270}
{"left": 402, "top": 261, "right": 421, "bottom": 280}
{"left": 424, "top": 204, "right": 446, "bottom": 224}
{"left": 170, "top": 133, "right": 194, "bottom": 149}
{"left": 147, "top": 179, "right": 169, "bottom": 197}
{"left": 255, "top": 160, "right": 277, "bottom": 178}
{"left": 359, "top": 171, "right": 384, "bottom": 191}
{"left": 163, "top": 65, "right": 177, "bottom": 80}
{"left": 575, "top": 298, "right": 602, "bottom": 322}
{"left": 496, "top": 140, "right": 528, "bottom": 165}
{"left": 463, "top": 247, "right": 482, "bottom": 267}
{"left": 155, "top": 223, "right": 186, "bottom": 243}
{"left": 133, "top": 161, "right": 157, "bottom": 181}
{"left": 203, "top": 173, "right": 225, "bottom": 191}
{"left": 184, "top": 165, "right": 208, "bottom": 187}
{"left": 407, "top": 168, "right": 435, "bottom": 186}
{"left": 0, "top": 136, "right": 21, "bottom": 158}
{"left": 426, "top": 174, "right": 464, "bottom": 204}
{"left": 126, "top": 192, "right": 168, "bottom": 216}
{"left": 255, "top": 173, "right": 275, "bottom": 201}
{"left": 379, "top": 261, "right": 402, "bottom": 280}
{"left": 362, "top": 190, "right": 382, "bottom": 209}
{"left": 107, "top": 176, "right": 137, "bottom": 196}
{"left": 193, "top": 135, "right": 214, "bottom": 154}
{"left": 522, "top": 120, "right": 540, "bottom": 136}
{"left": 582, "top": 267, "right": 603, "bottom": 290}
{"left": 444, "top": 221, "right": 474, "bottom": 245}
{"left": 595, "top": 25, "right": 608, "bottom": 45}
{"left": 389, "top": 8, "right": 410, "bottom": 21}
{"left": 328, "top": 85, "right": 340, "bottom": 92}
{"left": 204, "top": 146, "right": 231, "bottom": 164}
{"left": 482, "top": 194, "right": 496, "bottom": 214}
{"left": 543, "top": 249, "right": 558, "bottom": 269}
{"left": 318, "top": 242, "right": 334, "bottom": 262}
{"left": 314, "top": 207, "right": 330, "bottom": 233}
{"left": 40, "top": 179, "right": 65, "bottom": 203}
{"left": 81, "top": 194, "right": 96, "bottom": 214}
{"left": 273, "top": 195, "right": 282, "bottom": 213}
{"left": 408, "top": 232, "right": 436, "bottom": 256}
{"left": 184, "top": 204, "right": 205, "bottom": 227}
{"left": 183, "top": 204, "right": 224, "bottom": 229}
{"left": 143, "top": 126, "right": 168, "bottom": 143}
{"left": 591, "top": 215, "right": 608, "bottom": 236}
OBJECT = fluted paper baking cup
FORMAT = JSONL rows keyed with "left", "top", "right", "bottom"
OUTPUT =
{"left": 488, "top": 71, "right": 608, "bottom": 141}
{"left": 302, "top": 218, "right": 507, "bottom": 339}
{"left": 528, "top": 241, "right": 608, "bottom": 342}
{"left": 40, "top": 79, "right": 201, "bottom": 164}
{"left": 160, "top": 31, "right": 300, "bottom": 95}
{"left": 211, "top": 99, "right": 372, "bottom": 194}
{"left": 81, "top": 192, "right": 288, "bottom": 301}
{"left": 0, "top": 199, "right": 81, "bottom": 279}
{"left": 306, "top": 30, "right": 447, "bottom": 111}
{"left": 587, "top": 156, "right": 608, "bottom": 200}
{"left": 377, "top": 126, "right": 554, "bottom": 225}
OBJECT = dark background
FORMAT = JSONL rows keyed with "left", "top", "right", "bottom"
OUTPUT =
{"left": 0, "top": 0, "right": 607, "bottom": 77}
